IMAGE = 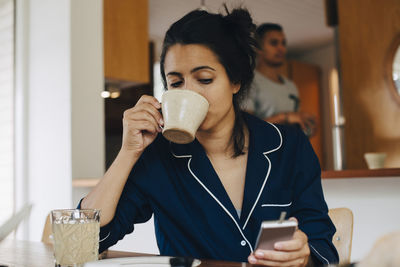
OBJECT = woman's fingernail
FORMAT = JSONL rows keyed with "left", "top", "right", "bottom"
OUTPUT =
{"left": 248, "top": 256, "right": 257, "bottom": 263}
{"left": 159, "top": 118, "right": 164, "bottom": 125}
{"left": 275, "top": 242, "right": 283, "bottom": 249}
{"left": 255, "top": 250, "right": 264, "bottom": 257}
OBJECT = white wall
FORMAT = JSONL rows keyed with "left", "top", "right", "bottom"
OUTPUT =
{"left": 323, "top": 177, "right": 400, "bottom": 262}
{"left": 15, "top": 0, "right": 104, "bottom": 241}
{"left": 71, "top": 0, "right": 104, "bottom": 180}
{"left": 26, "top": 0, "right": 72, "bottom": 241}
{"left": 0, "top": 0, "right": 15, "bottom": 224}
{"left": 104, "top": 176, "right": 400, "bottom": 263}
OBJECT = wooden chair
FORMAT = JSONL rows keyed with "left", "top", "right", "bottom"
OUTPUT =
{"left": 328, "top": 207, "right": 354, "bottom": 264}
{"left": 41, "top": 213, "right": 52, "bottom": 244}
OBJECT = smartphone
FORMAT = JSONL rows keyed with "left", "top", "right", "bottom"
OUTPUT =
{"left": 255, "top": 220, "right": 297, "bottom": 250}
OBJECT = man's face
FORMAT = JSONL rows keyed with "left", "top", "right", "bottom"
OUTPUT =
{"left": 258, "top": 30, "right": 287, "bottom": 67}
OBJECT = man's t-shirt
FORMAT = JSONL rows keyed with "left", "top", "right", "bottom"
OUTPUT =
{"left": 244, "top": 70, "right": 299, "bottom": 119}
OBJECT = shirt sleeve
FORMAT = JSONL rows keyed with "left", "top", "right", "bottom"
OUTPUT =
{"left": 77, "top": 155, "right": 153, "bottom": 253}
{"left": 242, "top": 82, "right": 258, "bottom": 112}
{"left": 291, "top": 131, "right": 339, "bottom": 266}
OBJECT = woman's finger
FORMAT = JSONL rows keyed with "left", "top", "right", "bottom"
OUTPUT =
{"left": 127, "top": 109, "right": 161, "bottom": 129}
{"left": 134, "top": 103, "right": 163, "bottom": 125}
{"left": 288, "top": 217, "right": 298, "bottom": 224}
{"left": 254, "top": 249, "right": 300, "bottom": 262}
{"left": 275, "top": 230, "right": 308, "bottom": 251}
{"left": 136, "top": 95, "right": 161, "bottom": 109}
{"left": 126, "top": 103, "right": 163, "bottom": 126}
{"left": 127, "top": 120, "right": 160, "bottom": 134}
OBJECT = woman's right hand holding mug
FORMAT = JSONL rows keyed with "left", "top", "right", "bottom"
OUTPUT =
{"left": 121, "top": 95, "right": 164, "bottom": 156}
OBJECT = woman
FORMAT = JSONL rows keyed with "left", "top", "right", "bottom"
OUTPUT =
{"left": 80, "top": 7, "right": 338, "bottom": 266}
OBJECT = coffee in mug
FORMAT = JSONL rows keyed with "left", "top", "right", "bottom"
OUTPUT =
{"left": 161, "top": 90, "right": 209, "bottom": 144}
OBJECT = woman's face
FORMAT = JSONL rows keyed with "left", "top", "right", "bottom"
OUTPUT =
{"left": 163, "top": 44, "right": 240, "bottom": 133}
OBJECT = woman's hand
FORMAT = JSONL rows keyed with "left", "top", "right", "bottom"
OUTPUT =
{"left": 121, "top": 95, "right": 163, "bottom": 156}
{"left": 248, "top": 218, "right": 311, "bottom": 267}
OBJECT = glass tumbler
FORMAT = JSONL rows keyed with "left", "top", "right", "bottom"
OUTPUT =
{"left": 51, "top": 209, "right": 100, "bottom": 267}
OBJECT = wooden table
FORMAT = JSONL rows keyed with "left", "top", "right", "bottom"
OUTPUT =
{"left": 0, "top": 239, "right": 248, "bottom": 267}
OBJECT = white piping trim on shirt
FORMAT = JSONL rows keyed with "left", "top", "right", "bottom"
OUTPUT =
{"left": 171, "top": 150, "right": 254, "bottom": 252}
{"left": 170, "top": 122, "right": 282, "bottom": 248}
{"left": 99, "top": 232, "right": 110, "bottom": 242}
{"left": 171, "top": 151, "right": 191, "bottom": 158}
{"left": 187, "top": 157, "right": 254, "bottom": 252}
{"left": 309, "top": 244, "right": 330, "bottom": 265}
{"left": 242, "top": 123, "right": 283, "bottom": 230}
{"left": 261, "top": 202, "right": 292, "bottom": 207}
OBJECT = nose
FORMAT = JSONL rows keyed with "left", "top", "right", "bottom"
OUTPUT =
{"left": 183, "top": 79, "right": 198, "bottom": 92}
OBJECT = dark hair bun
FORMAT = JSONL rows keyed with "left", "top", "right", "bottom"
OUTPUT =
{"left": 224, "top": 8, "right": 256, "bottom": 34}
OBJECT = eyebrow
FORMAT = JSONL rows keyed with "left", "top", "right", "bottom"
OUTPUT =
{"left": 166, "top": 66, "right": 216, "bottom": 77}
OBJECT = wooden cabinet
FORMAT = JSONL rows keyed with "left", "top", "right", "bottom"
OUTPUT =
{"left": 337, "top": 0, "right": 400, "bottom": 169}
{"left": 290, "top": 61, "right": 323, "bottom": 165}
{"left": 103, "top": 0, "right": 149, "bottom": 84}
{"left": 103, "top": 0, "right": 152, "bottom": 168}
{"left": 280, "top": 60, "right": 324, "bottom": 166}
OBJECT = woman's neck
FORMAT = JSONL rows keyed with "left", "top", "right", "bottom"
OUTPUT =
{"left": 196, "top": 108, "right": 248, "bottom": 158}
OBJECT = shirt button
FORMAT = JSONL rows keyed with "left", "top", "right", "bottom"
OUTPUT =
{"left": 240, "top": 240, "right": 246, "bottom": 246}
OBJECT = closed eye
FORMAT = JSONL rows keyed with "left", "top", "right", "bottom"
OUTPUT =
{"left": 170, "top": 81, "right": 183, "bottom": 88}
{"left": 199, "top": 79, "right": 212, "bottom": 84}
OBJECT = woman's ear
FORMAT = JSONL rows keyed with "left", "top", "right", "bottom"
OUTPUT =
{"left": 232, "top": 83, "right": 241, "bottom": 94}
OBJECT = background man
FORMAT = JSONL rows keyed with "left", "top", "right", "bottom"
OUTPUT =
{"left": 245, "top": 23, "right": 316, "bottom": 136}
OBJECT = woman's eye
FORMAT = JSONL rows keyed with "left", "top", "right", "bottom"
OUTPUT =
{"left": 170, "top": 81, "right": 183, "bottom": 88}
{"left": 199, "top": 79, "right": 212, "bottom": 84}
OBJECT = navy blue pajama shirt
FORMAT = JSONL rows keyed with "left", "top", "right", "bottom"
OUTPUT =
{"left": 79, "top": 113, "right": 338, "bottom": 265}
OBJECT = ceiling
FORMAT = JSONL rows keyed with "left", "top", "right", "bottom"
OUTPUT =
{"left": 149, "top": 0, "right": 334, "bottom": 56}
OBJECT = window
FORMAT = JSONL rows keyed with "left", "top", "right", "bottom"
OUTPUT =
{"left": 0, "top": 0, "right": 14, "bottom": 223}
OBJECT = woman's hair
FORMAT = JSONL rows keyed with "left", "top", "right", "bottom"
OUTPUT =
{"left": 160, "top": 6, "right": 257, "bottom": 157}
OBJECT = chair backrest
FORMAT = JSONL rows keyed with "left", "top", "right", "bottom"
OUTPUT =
{"left": 0, "top": 204, "right": 32, "bottom": 241}
{"left": 41, "top": 213, "right": 52, "bottom": 244}
{"left": 328, "top": 207, "right": 354, "bottom": 264}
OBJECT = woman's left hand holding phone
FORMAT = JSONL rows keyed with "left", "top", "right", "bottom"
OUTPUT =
{"left": 248, "top": 218, "right": 311, "bottom": 267}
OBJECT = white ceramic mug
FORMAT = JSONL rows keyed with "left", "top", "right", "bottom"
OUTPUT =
{"left": 161, "top": 90, "right": 209, "bottom": 144}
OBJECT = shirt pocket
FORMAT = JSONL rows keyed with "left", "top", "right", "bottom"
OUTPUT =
{"left": 259, "top": 189, "right": 293, "bottom": 221}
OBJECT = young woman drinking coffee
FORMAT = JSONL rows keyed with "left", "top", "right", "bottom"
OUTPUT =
{"left": 80, "top": 6, "right": 338, "bottom": 266}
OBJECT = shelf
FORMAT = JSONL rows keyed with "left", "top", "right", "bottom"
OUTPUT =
{"left": 322, "top": 168, "right": 400, "bottom": 179}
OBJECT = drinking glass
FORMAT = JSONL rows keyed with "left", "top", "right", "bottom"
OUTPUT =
{"left": 51, "top": 209, "right": 100, "bottom": 267}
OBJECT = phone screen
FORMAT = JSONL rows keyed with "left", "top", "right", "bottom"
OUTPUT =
{"left": 255, "top": 220, "right": 297, "bottom": 250}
